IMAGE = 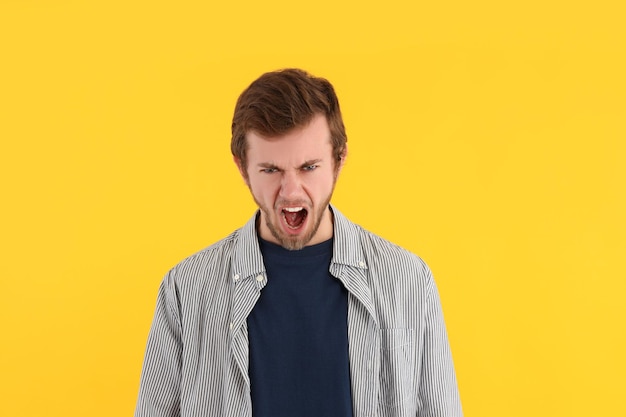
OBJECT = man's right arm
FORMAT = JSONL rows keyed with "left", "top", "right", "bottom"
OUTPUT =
{"left": 135, "top": 272, "right": 182, "bottom": 417}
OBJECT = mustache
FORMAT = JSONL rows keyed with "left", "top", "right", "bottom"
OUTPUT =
{"left": 274, "top": 200, "right": 311, "bottom": 209}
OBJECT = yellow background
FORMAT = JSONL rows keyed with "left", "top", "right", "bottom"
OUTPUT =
{"left": 1, "top": 1, "right": 624, "bottom": 416}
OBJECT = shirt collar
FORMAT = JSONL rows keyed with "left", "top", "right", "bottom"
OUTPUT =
{"left": 329, "top": 205, "right": 368, "bottom": 271}
{"left": 232, "top": 212, "right": 265, "bottom": 281}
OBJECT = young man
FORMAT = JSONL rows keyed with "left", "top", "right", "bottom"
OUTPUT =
{"left": 135, "top": 69, "right": 463, "bottom": 417}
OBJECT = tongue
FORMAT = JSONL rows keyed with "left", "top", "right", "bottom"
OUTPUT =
{"left": 284, "top": 210, "right": 306, "bottom": 228}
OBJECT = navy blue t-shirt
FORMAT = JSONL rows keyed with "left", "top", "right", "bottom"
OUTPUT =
{"left": 247, "top": 238, "right": 353, "bottom": 417}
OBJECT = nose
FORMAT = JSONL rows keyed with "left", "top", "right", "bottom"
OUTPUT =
{"left": 279, "top": 171, "right": 303, "bottom": 200}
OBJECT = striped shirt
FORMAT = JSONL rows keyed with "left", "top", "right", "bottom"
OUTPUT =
{"left": 135, "top": 206, "right": 463, "bottom": 417}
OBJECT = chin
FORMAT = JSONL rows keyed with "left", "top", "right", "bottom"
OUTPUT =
{"left": 271, "top": 228, "right": 314, "bottom": 251}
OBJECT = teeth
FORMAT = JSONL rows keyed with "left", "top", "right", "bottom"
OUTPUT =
{"left": 283, "top": 207, "right": 303, "bottom": 212}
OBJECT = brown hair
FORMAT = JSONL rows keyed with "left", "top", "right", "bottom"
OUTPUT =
{"left": 231, "top": 68, "right": 347, "bottom": 170}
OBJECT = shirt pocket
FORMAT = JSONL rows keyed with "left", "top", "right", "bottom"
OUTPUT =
{"left": 378, "top": 328, "right": 416, "bottom": 410}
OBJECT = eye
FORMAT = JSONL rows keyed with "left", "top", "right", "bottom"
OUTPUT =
{"left": 302, "top": 165, "right": 318, "bottom": 172}
{"left": 260, "top": 168, "right": 278, "bottom": 174}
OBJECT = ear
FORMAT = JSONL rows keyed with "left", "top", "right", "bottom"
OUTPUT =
{"left": 337, "top": 144, "right": 348, "bottom": 172}
{"left": 233, "top": 156, "right": 249, "bottom": 185}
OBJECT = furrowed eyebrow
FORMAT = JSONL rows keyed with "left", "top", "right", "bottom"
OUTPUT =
{"left": 299, "top": 159, "right": 322, "bottom": 168}
{"left": 256, "top": 160, "right": 323, "bottom": 170}
{"left": 257, "top": 162, "right": 279, "bottom": 169}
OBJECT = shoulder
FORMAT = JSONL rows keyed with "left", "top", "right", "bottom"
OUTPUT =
{"left": 164, "top": 228, "right": 241, "bottom": 290}
{"left": 332, "top": 206, "right": 432, "bottom": 282}
{"left": 355, "top": 225, "right": 436, "bottom": 316}
{"left": 357, "top": 226, "right": 432, "bottom": 280}
{"left": 342, "top": 224, "right": 437, "bottom": 327}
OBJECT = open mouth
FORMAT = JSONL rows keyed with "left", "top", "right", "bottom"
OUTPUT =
{"left": 281, "top": 207, "right": 308, "bottom": 230}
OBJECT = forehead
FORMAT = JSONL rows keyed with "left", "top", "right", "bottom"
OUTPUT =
{"left": 246, "top": 114, "right": 333, "bottom": 164}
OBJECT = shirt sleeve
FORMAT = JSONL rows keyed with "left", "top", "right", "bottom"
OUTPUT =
{"left": 135, "top": 272, "right": 183, "bottom": 417}
{"left": 418, "top": 272, "right": 463, "bottom": 416}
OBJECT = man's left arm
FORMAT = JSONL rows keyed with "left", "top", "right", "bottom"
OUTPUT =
{"left": 417, "top": 272, "right": 463, "bottom": 416}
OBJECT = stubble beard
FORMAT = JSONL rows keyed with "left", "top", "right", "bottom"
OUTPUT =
{"left": 256, "top": 192, "right": 333, "bottom": 251}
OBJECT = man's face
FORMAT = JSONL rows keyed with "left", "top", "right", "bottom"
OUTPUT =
{"left": 236, "top": 114, "right": 344, "bottom": 250}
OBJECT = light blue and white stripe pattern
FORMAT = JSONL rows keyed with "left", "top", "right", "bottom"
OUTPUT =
{"left": 135, "top": 205, "right": 463, "bottom": 417}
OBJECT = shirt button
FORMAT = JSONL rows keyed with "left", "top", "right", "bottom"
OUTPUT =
{"left": 229, "top": 322, "right": 233, "bottom": 330}
{"left": 359, "top": 261, "right": 366, "bottom": 268}
{"left": 256, "top": 275, "right": 263, "bottom": 282}
{"left": 233, "top": 274, "right": 240, "bottom": 281}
